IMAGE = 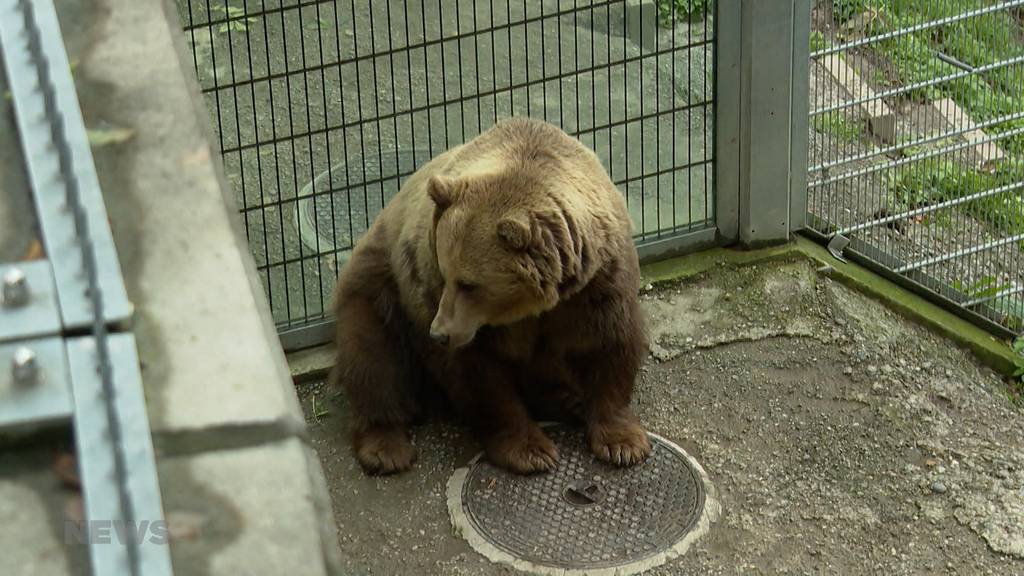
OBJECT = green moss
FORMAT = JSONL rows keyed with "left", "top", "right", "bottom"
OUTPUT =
{"left": 640, "top": 238, "right": 1019, "bottom": 376}
{"left": 640, "top": 244, "right": 801, "bottom": 285}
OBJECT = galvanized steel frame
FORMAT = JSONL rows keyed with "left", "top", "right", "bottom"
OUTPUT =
{"left": 271, "top": 0, "right": 815, "bottom": 351}
{"left": 707, "top": 0, "right": 812, "bottom": 249}
{"left": 805, "top": 0, "right": 1024, "bottom": 337}
{"left": 0, "top": 0, "right": 173, "bottom": 574}
{"left": 178, "top": 0, "right": 727, "bottom": 350}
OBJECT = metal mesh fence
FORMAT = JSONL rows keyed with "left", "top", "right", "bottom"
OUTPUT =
{"left": 807, "top": 0, "right": 1024, "bottom": 334}
{"left": 174, "top": 0, "right": 715, "bottom": 333}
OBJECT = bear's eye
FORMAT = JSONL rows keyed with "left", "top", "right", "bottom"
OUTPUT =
{"left": 456, "top": 281, "right": 478, "bottom": 294}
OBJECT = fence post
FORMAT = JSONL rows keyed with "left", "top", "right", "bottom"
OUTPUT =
{"left": 790, "top": 0, "right": 811, "bottom": 233}
{"left": 715, "top": 0, "right": 741, "bottom": 244}
{"left": 732, "top": 0, "right": 810, "bottom": 247}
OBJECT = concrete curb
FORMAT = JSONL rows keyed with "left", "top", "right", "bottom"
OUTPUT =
{"left": 63, "top": 1, "right": 347, "bottom": 573}
{"left": 794, "top": 238, "right": 1017, "bottom": 376}
{"left": 639, "top": 238, "right": 1018, "bottom": 377}
{"left": 291, "top": 237, "right": 1018, "bottom": 379}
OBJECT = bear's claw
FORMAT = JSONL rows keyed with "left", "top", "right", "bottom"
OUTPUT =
{"left": 486, "top": 428, "right": 560, "bottom": 474}
{"left": 354, "top": 427, "right": 417, "bottom": 475}
{"left": 588, "top": 422, "right": 652, "bottom": 467}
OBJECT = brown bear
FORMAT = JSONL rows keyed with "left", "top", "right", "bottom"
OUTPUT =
{"left": 330, "top": 117, "right": 651, "bottom": 475}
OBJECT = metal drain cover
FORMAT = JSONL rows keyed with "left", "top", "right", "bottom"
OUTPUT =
{"left": 293, "top": 148, "right": 432, "bottom": 256}
{"left": 447, "top": 426, "right": 719, "bottom": 575}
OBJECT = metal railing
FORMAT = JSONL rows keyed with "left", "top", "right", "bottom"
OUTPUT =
{"left": 807, "top": 0, "right": 1024, "bottom": 336}
{"left": 0, "top": 0, "right": 171, "bottom": 574}
{"left": 175, "top": 0, "right": 716, "bottom": 346}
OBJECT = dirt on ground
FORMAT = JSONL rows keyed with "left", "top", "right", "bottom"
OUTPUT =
{"left": 297, "top": 256, "right": 1024, "bottom": 575}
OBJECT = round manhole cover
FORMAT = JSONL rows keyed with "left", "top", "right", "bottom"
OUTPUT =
{"left": 293, "top": 148, "right": 432, "bottom": 257}
{"left": 447, "top": 425, "right": 719, "bottom": 575}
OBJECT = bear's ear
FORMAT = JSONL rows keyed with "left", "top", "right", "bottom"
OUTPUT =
{"left": 496, "top": 211, "right": 532, "bottom": 251}
{"left": 427, "top": 175, "right": 458, "bottom": 210}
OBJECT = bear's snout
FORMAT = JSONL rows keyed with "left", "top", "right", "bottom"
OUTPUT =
{"left": 430, "top": 314, "right": 476, "bottom": 349}
{"left": 429, "top": 330, "right": 450, "bottom": 347}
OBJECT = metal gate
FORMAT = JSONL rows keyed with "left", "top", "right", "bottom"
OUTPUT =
{"left": 806, "top": 0, "right": 1024, "bottom": 336}
{"left": 175, "top": 0, "right": 717, "bottom": 349}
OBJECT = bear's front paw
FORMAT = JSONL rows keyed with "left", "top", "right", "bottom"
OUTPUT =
{"left": 588, "top": 420, "right": 652, "bottom": 467}
{"left": 354, "top": 426, "right": 417, "bottom": 475}
{"left": 485, "top": 427, "right": 559, "bottom": 474}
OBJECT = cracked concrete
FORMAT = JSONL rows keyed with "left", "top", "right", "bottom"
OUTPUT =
{"left": 299, "top": 255, "right": 1024, "bottom": 575}
{"left": 644, "top": 262, "right": 823, "bottom": 362}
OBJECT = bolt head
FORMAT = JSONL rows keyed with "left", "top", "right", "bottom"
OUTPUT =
{"left": 2, "top": 268, "right": 29, "bottom": 308}
{"left": 11, "top": 347, "right": 38, "bottom": 386}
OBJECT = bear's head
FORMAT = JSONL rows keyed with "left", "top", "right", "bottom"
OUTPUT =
{"left": 426, "top": 172, "right": 585, "bottom": 349}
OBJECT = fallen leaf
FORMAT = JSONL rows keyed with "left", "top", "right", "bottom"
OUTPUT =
{"left": 53, "top": 452, "right": 80, "bottom": 490}
{"left": 87, "top": 126, "right": 135, "bottom": 147}
{"left": 166, "top": 511, "right": 206, "bottom": 541}
{"left": 22, "top": 239, "right": 45, "bottom": 260}
{"left": 64, "top": 494, "right": 84, "bottom": 527}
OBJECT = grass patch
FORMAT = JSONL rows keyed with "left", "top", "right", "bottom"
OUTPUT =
{"left": 656, "top": 0, "right": 712, "bottom": 26}
{"left": 887, "top": 157, "right": 1024, "bottom": 233}
{"left": 813, "top": 113, "right": 865, "bottom": 143}
{"left": 849, "top": 0, "right": 1024, "bottom": 154}
{"left": 832, "top": 0, "right": 870, "bottom": 25}
{"left": 953, "top": 276, "right": 1010, "bottom": 300}
{"left": 810, "top": 30, "right": 830, "bottom": 53}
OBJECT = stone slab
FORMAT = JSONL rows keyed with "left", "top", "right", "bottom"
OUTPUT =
{"left": 0, "top": 448, "right": 89, "bottom": 576}
{"left": 288, "top": 344, "right": 334, "bottom": 383}
{"left": 820, "top": 53, "right": 896, "bottom": 143}
{"left": 933, "top": 97, "right": 1006, "bottom": 170}
{"left": 157, "top": 438, "right": 340, "bottom": 576}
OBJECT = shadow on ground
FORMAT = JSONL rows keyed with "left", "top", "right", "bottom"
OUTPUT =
{"left": 298, "top": 257, "right": 1024, "bottom": 575}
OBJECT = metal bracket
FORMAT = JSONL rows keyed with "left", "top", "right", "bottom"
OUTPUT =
{"left": 827, "top": 233, "right": 850, "bottom": 262}
{"left": 0, "top": 0, "right": 132, "bottom": 331}
{"left": 0, "top": 337, "right": 72, "bottom": 433}
{"left": 0, "top": 260, "right": 62, "bottom": 343}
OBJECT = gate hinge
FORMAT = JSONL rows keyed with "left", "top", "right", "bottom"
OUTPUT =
{"left": 827, "top": 233, "right": 850, "bottom": 262}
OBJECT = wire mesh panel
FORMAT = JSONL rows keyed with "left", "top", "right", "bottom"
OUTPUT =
{"left": 174, "top": 0, "right": 715, "bottom": 334}
{"left": 807, "top": 0, "right": 1024, "bottom": 334}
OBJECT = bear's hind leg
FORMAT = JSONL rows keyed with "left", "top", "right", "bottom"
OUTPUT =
{"left": 333, "top": 292, "right": 418, "bottom": 475}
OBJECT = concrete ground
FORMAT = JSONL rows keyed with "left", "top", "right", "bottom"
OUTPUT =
{"left": 297, "top": 254, "right": 1024, "bottom": 575}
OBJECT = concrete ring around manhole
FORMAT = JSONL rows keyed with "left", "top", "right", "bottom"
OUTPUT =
{"left": 447, "top": 424, "right": 720, "bottom": 576}
{"left": 293, "top": 148, "right": 432, "bottom": 259}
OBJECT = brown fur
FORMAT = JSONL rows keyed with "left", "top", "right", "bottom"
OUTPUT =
{"left": 330, "top": 118, "right": 651, "bottom": 475}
